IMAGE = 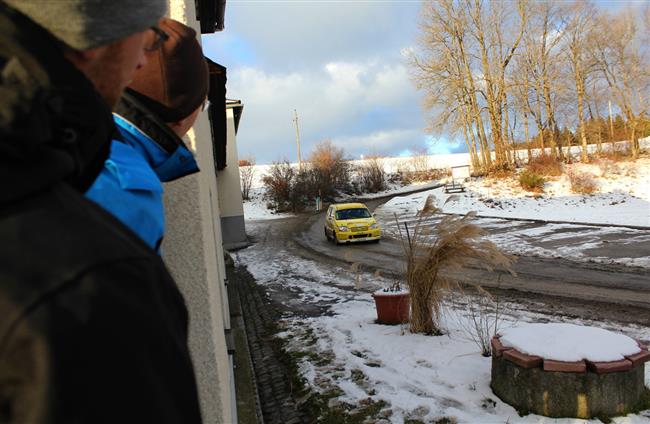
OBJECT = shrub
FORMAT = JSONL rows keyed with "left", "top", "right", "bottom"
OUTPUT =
{"left": 526, "top": 153, "right": 562, "bottom": 176}
{"left": 263, "top": 141, "right": 352, "bottom": 210}
{"left": 519, "top": 170, "right": 545, "bottom": 192}
{"left": 597, "top": 159, "right": 621, "bottom": 177}
{"left": 262, "top": 161, "right": 309, "bottom": 212}
{"left": 567, "top": 170, "right": 597, "bottom": 194}
{"left": 399, "top": 167, "right": 450, "bottom": 184}
{"left": 600, "top": 146, "right": 634, "bottom": 162}
{"left": 396, "top": 149, "right": 452, "bottom": 184}
{"left": 307, "top": 140, "right": 350, "bottom": 200}
{"left": 409, "top": 148, "right": 430, "bottom": 174}
{"left": 452, "top": 285, "right": 505, "bottom": 357}
{"left": 356, "top": 156, "right": 386, "bottom": 193}
{"left": 239, "top": 156, "right": 255, "bottom": 200}
{"left": 486, "top": 167, "right": 514, "bottom": 179}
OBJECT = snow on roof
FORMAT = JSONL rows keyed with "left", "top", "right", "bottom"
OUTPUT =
{"left": 499, "top": 323, "right": 641, "bottom": 362}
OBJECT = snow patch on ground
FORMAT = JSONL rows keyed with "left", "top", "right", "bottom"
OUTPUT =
{"left": 372, "top": 155, "right": 650, "bottom": 268}
{"left": 499, "top": 323, "right": 641, "bottom": 362}
{"left": 243, "top": 187, "right": 296, "bottom": 221}
{"left": 377, "top": 156, "right": 650, "bottom": 228}
{"left": 235, "top": 227, "right": 650, "bottom": 423}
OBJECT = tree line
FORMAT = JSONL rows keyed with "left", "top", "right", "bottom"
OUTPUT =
{"left": 409, "top": 0, "right": 650, "bottom": 170}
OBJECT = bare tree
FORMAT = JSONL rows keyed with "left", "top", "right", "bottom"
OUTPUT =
{"left": 527, "top": 2, "right": 569, "bottom": 160}
{"left": 590, "top": 8, "right": 649, "bottom": 158}
{"left": 467, "top": 0, "right": 527, "bottom": 168}
{"left": 565, "top": 1, "right": 598, "bottom": 161}
{"left": 410, "top": 0, "right": 648, "bottom": 171}
{"left": 410, "top": 0, "right": 489, "bottom": 171}
{"left": 239, "top": 156, "right": 256, "bottom": 201}
{"left": 411, "top": 0, "right": 527, "bottom": 171}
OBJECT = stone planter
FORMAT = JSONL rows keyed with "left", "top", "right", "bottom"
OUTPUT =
{"left": 491, "top": 335, "right": 650, "bottom": 419}
{"left": 371, "top": 290, "right": 409, "bottom": 325}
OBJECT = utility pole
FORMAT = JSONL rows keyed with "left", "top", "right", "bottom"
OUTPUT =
{"left": 292, "top": 109, "right": 302, "bottom": 170}
{"left": 608, "top": 100, "right": 615, "bottom": 142}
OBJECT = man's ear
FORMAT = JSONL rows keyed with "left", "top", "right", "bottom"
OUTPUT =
{"left": 63, "top": 46, "right": 102, "bottom": 65}
{"left": 168, "top": 117, "right": 187, "bottom": 132}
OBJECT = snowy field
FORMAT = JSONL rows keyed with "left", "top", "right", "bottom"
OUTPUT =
{"left": 235, "top": 228, "right": 650, "bottom": 423}
{"left": 371, "top": 153, "right": 650, "bottom": 268}
{"left": 243, "top": 137, "right": 650, "bottom": 226}
{"left": 375, "top": 158, "right": 650, "bottom": 228}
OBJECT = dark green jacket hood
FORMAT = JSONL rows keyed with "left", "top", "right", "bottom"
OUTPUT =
{"left": 0, "top": 3, "right": 114, "bottom": 206}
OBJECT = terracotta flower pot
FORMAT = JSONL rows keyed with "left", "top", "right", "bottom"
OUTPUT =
{"left": 372, "top": 290, "right": 410, "bottom": 324}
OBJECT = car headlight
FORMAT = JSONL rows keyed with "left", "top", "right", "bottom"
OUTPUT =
{"left": 338, "top": 226, "right": 349, "bottom": 232}
{"left": 370, "top": 223, "right": 379, "bottom": 229}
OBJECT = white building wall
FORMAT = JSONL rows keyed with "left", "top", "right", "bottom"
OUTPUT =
{"left": 218, "top": 105, "right": 247, "bottom": 249}
{"left": 162, "top": 1, "right": 233, "bottom": 423}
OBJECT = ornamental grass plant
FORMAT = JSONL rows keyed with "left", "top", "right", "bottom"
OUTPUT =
{"left": 396, "top": 195, "right": 513, "bottom": 335}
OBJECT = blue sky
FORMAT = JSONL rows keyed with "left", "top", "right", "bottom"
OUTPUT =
{"left": 202, "top": 0, "right": 636, "bottom": 164}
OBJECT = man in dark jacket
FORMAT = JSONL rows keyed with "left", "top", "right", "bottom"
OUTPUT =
{"left": 0, "top": 2, "right": 203, "bottom": 423}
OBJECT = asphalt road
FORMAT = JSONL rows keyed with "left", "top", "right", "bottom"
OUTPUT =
{"left": 291, "top": 199, "right": 650, "bottom": 314}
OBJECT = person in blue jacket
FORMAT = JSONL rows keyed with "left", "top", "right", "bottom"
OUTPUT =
{"left": 86, "top": 18, "right": 209, "bottom": 251}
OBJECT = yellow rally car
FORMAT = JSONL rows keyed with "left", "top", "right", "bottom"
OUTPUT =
{"left": 324, "top": 203, "right": 381, "bottom": 245}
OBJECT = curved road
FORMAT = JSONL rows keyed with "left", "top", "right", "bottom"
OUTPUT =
{"left": 291, "top": 199, "right": 650, "bottom": 312}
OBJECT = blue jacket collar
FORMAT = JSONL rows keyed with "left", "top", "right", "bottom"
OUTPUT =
{"left": 112, "top": 90, "right": 199, "bottom": 183}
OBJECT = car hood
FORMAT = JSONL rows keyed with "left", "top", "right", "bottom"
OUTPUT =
{"left": 335, "top": 218, "right": 377, "bottom": 227}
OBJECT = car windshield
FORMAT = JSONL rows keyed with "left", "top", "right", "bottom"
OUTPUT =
{"left": 336, "top": 208, "right": 371, "bottom": 220}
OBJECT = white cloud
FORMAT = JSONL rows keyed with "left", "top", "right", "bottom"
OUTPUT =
{"left": 213, "top": 2, "right": 421, "bottom": 70}
{"left": 229, "top": 61, "right": 424, "bottom": 162}
{"left": 201, "top": 1, "right": 443, "bottom": 163}
{"left": 332, "top": 129, "right": 423, "bottom": 154}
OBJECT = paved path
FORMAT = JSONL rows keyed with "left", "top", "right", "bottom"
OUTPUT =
{"left": 233, "top": 194, "right": 650, "bottom": 420}
{"left": 295, "top": 208, "right": 650, "bottom": 310}
{"left": 228, "top": 263, "right": 307, "bottom": 424}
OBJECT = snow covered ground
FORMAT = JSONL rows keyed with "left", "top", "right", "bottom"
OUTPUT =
{"left": 235, "top": 140, "right": 650, "bottom": 422}
{"left": 375, "top": 157, "right": 650, "bottom": 228}
{"left": 243, "top": 138, "right": 650, "bottom": 226}
{"left": 235, "top": 224, "right": 650, "bottom": 423}
{"left": 371, "top": 154, "right": 650, "bottom": 268}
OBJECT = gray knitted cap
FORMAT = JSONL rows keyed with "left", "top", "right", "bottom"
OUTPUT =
{"left": 4, "top": 0, "right": 168, "bottom": 50}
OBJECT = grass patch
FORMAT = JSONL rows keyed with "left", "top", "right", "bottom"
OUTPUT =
{"left": 405, "top": 417, "right": 457, "bottom": 424}
{"left": 275, "top": 332, "right": 390, "bottom": 423}
{"left": 350, "top": 368, "right": 366, "bottom": 383}
{"left": 317, "top": 398, "right": 388, "bottom": 424}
